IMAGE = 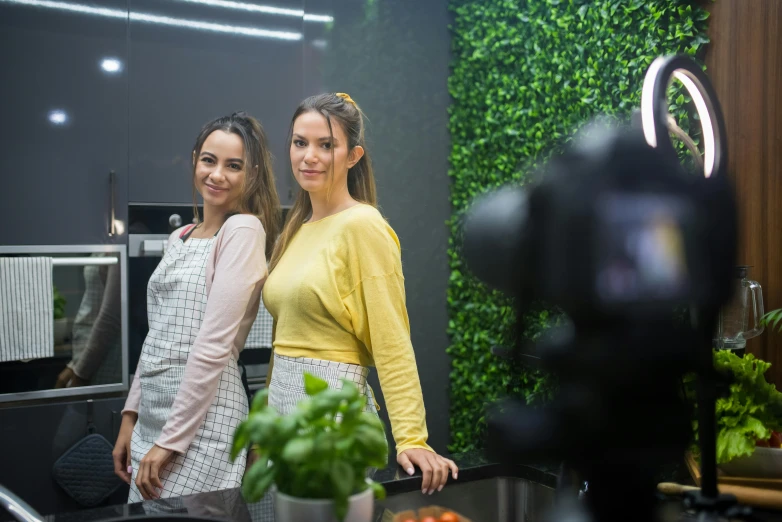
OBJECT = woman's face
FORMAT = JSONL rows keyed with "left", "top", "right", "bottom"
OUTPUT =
{"left": 194, "top": 130, "right": 246, "bottom": 211}
{"left": 290, "top": 111, "right": 360, "bottom": 196}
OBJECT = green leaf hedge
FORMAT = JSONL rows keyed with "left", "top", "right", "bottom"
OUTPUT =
{"left": 446, "top": 0, "right": 714, "bottom": 453}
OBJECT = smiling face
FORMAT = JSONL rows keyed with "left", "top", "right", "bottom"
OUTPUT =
{"left": 193, "top": 129, "right": 246, "bottom": 212}
{"left": 289, "top": 110, "right": 361, "bottom": 197}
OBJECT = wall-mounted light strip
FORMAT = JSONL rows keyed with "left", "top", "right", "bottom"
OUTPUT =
{"left": 172, "top": 0, "right": 333, "bottom": 22}
{"left": 174, "top": 0, "right": 300, "bottom": 17}
{"left": 0, "top": 0, "right": 304, "bottom": 40}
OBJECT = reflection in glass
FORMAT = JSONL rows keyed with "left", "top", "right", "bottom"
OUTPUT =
{"left": 0, "top": 253, "right": 124, "bottom": 396}
{"left": 55, "top": 253, "right": 122, "bottom": 388}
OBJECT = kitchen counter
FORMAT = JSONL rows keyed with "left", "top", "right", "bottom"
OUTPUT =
{"left": 26, "top": 452, "right": 782, "bottom": 522}
{"left": 38, "top": 451, "right": 560, "bottom": 522}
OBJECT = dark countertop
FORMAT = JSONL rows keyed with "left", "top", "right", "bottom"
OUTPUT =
{"left": 40, "top": 451, "right": 560, "bottom": 522}
{"left": 33, "top": 451, "right": 782, "bottom": 522}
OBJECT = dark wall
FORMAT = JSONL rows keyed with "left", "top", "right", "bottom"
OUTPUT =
{"left": 303, "top": 0, "right": 454, "bottom": 457}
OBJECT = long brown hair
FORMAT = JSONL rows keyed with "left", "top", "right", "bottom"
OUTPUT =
{"left": 269, "top": 93, "right": 377, "bottom": 270}
{"left": 191, "top": 112, "right": 281, "bottom": 255}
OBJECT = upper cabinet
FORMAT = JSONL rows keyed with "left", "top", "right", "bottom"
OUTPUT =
{"left": 0, "top": 0, "right": 332, "bottom": 243}
{"left": 127, "top": 0, "right": 308, "bottom": 206}
{"left": 0, "top": 0, "right": 129, "bottom": 246}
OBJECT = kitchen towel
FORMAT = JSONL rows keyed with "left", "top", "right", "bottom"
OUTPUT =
{"left": 0, "top": 256, "right": 54, "bottom": 362}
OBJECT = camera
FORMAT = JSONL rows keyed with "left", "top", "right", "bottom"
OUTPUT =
{"left": 462, "top": 56, "right": 738, "bottom": 522}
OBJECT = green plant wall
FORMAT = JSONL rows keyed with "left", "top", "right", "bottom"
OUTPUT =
{"left": 447, "top": 0, "right": 713, "bottom": 453}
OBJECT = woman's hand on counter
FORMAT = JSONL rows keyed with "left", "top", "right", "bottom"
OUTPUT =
{"left": 398, "top": 449, "right": 459, "bottom": 495}
{"left": 136, "top": 445, "right": 174, "bottom": 500}
{"left": 113, "top": 412, "right": 137, "bottom": 485}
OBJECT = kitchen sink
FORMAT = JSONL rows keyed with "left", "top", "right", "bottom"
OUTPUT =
{"left": 379, "top": 477, "right": 555, "bottom": 522}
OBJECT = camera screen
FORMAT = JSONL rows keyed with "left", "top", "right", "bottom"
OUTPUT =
{"left": 596, "top": 193, "right": 692, "bottom": 305}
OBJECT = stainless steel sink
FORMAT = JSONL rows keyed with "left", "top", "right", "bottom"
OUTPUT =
{"left": 380, "top": 477, "right": 554, "bottom": 522}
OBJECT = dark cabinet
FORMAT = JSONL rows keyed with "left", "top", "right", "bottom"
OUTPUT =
{"left": 0, "top": 0, "right": 129, "bottom": 246}
{"left": 127, "top": 0, "right": 306, "bottom": 206}
{"left": 0, "top": 397, "right": 130, "bottom": 516}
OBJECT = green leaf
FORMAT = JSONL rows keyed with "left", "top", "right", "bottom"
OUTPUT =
{"left": 334, "top": 495, "right": 349, "bottom": 522}
{"left": 340, "top": 379, "right": 361, "bottom": 401}
{"left": 335, "top": 436, "right": 355, "bottom": 453}
{"left": 246, "top": 411, "right": 277, "bottom": 445}
{"left": 230, "top": 421, "right": 249, "bottom": 461}
{"left": 330, "top": 461, "right": 355, "bottom": 498}
{"left": 282, "top": 437, "right": 315, "bottom": 463}
{"left": 716, "top": 416, "right": 767, "bottom": 464}
{"left": 304, "top": 373, "right": 328, "bottom": 396}
{"left": 276, "top": 414, "right": 298, "bottom": 440}
{"left": 250, "top": 388, "right": 269, "bottom": 413}
{"left": 367, "top": 479, "right": 386, "bottom": 500}
{"left": 241, "top": 460, "right": 275, "bottom": 502}
{"left": 360, "top": 411, "right": 386, "bottom": 434}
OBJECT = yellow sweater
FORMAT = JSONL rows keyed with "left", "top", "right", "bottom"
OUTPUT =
{"left": 262, "top": 204, "right": 433, "bottom": 455}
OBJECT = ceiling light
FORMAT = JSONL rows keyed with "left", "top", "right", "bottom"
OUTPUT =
{"left": 0, "top": 0, "right": 303, "bottom": 40}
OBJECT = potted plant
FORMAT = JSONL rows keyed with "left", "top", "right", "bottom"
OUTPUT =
{"left": 231, "top": 373, "right": 389, "bottom": 522}
{"left": 684, "top": 349, "right": 782, "bottom": 478}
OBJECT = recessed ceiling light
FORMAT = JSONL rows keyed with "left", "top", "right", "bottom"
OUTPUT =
{"left": 48, "top": 109, "right": 68, "bottom": 125}
{"left": 101, "top": 57, "right": 123, "bottom": 73}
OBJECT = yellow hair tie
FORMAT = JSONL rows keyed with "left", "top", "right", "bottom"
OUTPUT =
{"left": 336, "top": 92, "right": 357, "bottom": 108}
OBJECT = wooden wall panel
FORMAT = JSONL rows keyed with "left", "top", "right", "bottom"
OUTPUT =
{"left": 704, "top": 0, "right": 782, "bottom": 383}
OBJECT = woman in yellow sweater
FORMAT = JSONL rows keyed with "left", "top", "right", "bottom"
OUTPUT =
{"left": 262, "top": 92, "right": 458, "bottom": 495}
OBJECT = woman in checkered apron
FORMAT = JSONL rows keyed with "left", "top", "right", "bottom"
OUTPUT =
{"left": 111, "top": 113, "right": 281, "bottom": 502}
{"left": 262, "top": 93, "right": 458, "bottom": 496}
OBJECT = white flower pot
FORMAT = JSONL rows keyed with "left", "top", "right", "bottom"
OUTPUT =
{"left": 273, "top": 487, "right": 373, "bottom": 522}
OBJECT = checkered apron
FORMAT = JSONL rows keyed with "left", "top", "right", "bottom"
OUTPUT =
{"left": 267, "top": 354, "right": 382, "bottom": 477}
{"left": 267, "top": 354, "right": 378, "bottom": 416}
{"left": 128, "top": 232, "right": 248, "bottom": 503}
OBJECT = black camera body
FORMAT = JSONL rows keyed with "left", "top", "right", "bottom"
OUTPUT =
{"left": 462, "top": 118, "right": 737, "bottom": 521}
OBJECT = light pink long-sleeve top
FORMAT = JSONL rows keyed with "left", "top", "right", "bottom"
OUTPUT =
{"left": 122, "top": 214, "right": 267, "bottom": 454}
